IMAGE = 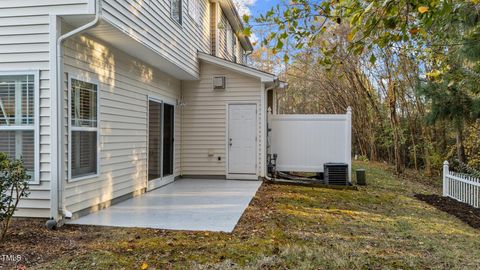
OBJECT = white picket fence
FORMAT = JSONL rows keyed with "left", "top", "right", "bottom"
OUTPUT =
{"left": 443, "top": 161, "right": 480, "bottom": 208}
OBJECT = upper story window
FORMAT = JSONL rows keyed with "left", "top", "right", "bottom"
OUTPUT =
{"left": 224, "top": 22, "right": 238, "bottom": 62}
{"left": 188, "top": 0, "right": 200, "bottom": 23}
{"left": 233, "top": 37, "right": 238, "bottom": 63}
{"left": 0, "top": 72, "right": 39, "bottom": 184}
{"left": 171, "top": 0, "right": 183, "bottom": 25}
{"left": 226, "top": 24, "right": 233, "bottom": 56}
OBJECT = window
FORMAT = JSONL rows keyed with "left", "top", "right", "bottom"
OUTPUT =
{"left": 225, "top": 23, "right": 237, "bottom": 62}
{"left": 171, "top": 0, "right": 183, "bottom": 25}
{"left": 243, "top": 52, "right": 248, "bottom": 64}
{"left": 69, "top": 78, "right": 99, "bottom": 180}
{"left": 0, "top": 72, "right": 38, "bottom": 184}
{"left": 188, "top": 0, "right": 200, "bottom": 23}
{"left": 233, "top": 37, "right": 238, "bottom": 63}
{"left": 226, "top": 24, "right": 233, "bottom": 56}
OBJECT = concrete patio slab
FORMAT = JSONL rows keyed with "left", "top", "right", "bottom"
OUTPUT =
{"left": 68, "top": 179, "right": 262, "bottom": 232}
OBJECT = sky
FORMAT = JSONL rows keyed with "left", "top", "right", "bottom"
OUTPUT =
{"left": 233, "top": 0, "right": 281, "bottom": 43}
{"left": 233, "top": 0, "right": 280, "bottom": 18}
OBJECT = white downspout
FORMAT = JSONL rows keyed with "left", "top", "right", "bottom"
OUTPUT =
{"left": 53, "top": 0, "right": 101, "bottom": 221}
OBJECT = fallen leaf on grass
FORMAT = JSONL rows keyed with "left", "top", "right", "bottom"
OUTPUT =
{"left": 418, "top": 6, "right": 429, "bottom": 13}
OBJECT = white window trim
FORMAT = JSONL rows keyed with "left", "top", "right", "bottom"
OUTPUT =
{"left": 170, "top": 0, "right": 183, "bottom": 26}
{"left": 226, "top": 24, "right": 233, "bottom": 55}
{"left": 187, "top": 0, "right": 200, "bottom": 25}
{"left": 67, "top": 75, "right": 101, "bottom": 182}
{"left": 0, "top": 70, "right": 40, "bottom": 185}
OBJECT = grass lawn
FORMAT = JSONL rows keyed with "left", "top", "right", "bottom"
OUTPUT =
{"left": 3, "top": 161, "right": 480, "bottom": 269}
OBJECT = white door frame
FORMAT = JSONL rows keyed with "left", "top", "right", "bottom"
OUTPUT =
{"left": 147, "top": 95, "right": 176, "bottom": 190}
{"left": 226, "top": 103, "right": 258, "bottom": 180}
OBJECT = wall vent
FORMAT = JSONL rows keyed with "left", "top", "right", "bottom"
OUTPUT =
{"left": 213, "top": 76, "right": 226, "bottom": 90}
{"left": 324, "top": 163, "right": 349, "bottom": 186}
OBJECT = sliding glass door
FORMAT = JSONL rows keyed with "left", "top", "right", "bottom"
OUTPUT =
{"left": 148, "top": 99, "right": 174, "bottom": 189}
{"left": 163, "top": 103, "right": 174, "bottom": 177}
{"left": 148, "top": 100, "right": 162, "bottom": 181}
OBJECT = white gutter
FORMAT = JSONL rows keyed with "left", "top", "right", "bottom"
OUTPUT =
{"left": 52, "top": 0, "right": 101, "bottom": 221}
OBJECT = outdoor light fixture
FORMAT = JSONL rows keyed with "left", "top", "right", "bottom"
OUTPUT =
{"left": 176, "top": 99, "right": 186, "bottom": 107}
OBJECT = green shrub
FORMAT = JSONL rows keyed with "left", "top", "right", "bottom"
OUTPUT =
{"left": 0, "top": 152, "right": 30, "bottom": 241}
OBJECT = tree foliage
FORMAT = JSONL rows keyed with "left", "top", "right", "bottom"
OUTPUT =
{"left": 247, "top": 0, "right": 480, "bottom": 174}
{"left": 246, "top": 0, "right": 479, "bottom": 64}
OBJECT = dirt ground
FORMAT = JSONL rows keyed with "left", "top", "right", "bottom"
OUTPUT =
{"left": 415, "top": 194, "right": 480, "bottom": 229}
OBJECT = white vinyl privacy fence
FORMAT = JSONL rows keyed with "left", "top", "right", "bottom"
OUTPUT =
{"left": 268, "top": 108, "right": 352, "bottom": 181}
{"left": 443, "top": 161, "right": 480, "bottom": 208}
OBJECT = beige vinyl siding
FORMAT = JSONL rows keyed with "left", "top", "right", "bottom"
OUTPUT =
{"left": 102, "top": 0, "right": 211, "bottom": 79}
{"left": 182, "top": 62, "right": 263, "bottom": 176}
{"left": 63, "top": 34, "right": 182, "bottom": 213}
{"left": 0, "top": 0, "right": 91, "bottom": 217}
{"left": 0, "top": 0, "right": 90, "bottom": 16}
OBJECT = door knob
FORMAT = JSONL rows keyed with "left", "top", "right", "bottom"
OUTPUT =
{"left": 229, "top": 138, "right": 232, "bottom": 146}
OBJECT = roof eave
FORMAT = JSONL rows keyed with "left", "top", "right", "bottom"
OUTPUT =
{"left": 198, "top": 52, "right": 276, "bottom": 82}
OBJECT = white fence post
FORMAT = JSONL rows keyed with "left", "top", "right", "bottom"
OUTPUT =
{"left": 346, "top": 107, "right": 352, "bottom": 183}
{"left": 443, "top": 161, "right": 449, "bottom": 197}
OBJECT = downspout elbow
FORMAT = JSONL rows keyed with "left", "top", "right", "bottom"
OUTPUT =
{"left": 57, "top": 0, "right": 102, "bottom": 48}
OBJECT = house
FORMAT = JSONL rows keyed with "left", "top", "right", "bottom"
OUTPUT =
{"left": 0, "top": 0, "right": 284, "bottom": 222}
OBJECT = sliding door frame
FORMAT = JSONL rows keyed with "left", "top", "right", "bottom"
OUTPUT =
{"left": 147, "top": 95, "right": 176, "bottom": 191}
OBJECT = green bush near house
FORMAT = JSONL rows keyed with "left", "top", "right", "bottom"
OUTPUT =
{"left": 0, "top": 152, "right": 30, "bottom": 241}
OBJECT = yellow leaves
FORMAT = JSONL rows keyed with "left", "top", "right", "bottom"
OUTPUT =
{"left": 242, "top": 14, "right": 250, "bottom": 24}
{"left": 418, "top": 6, "right": 429, "bottom": 14}
{"left": 426, "top": 69, "right": 442, "bottom": 78}
{"left": 140, "top": 262, "right": 149, "bottom": 270}
{"left": 242, "top": 27, "right": 252, "bottom": 37}
{"left": 347, "top": 32, "right": 354, "bottom": 42}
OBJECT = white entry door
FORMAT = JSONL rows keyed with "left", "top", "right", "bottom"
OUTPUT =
{"left": 228, "top": 104, "right": 257, "bottom": 175}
